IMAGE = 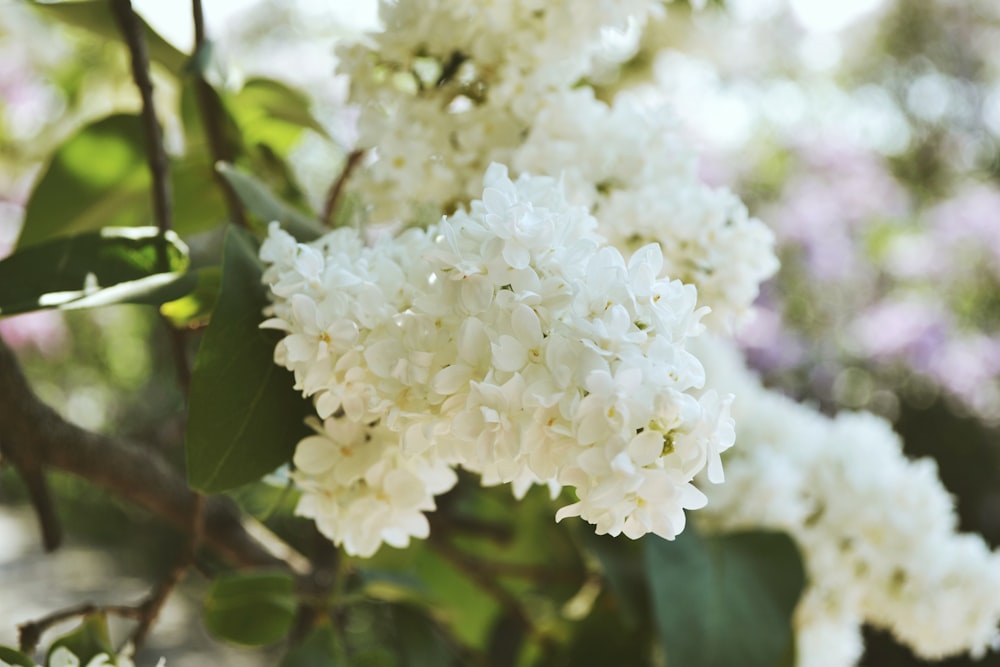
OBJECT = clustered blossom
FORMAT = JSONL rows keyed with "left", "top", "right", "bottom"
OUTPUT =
{"left": 339, "top": 0, "right": 777, "bottom": 332}
{"left": 696, "top": 336, "right": 1000, "bottom": 666}
{"left": 261, "top": 165, "right": 734, "bottom": 557}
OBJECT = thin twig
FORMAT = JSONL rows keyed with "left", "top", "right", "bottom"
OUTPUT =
{"left": 109, "top": 0, "right": 172, "bottom": 269}
{"left": 18, "top": 603, "right": 144, "bottom": 656}
{"left": 321, "top": 149, "right": 364, "bottom": 227}
{"left": 191, "top": 0, "right": 247, "bottom": 228}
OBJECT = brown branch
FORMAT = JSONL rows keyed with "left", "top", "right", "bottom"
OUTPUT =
{"left": 18, "top": 604, "right": 144, "bottom": 656}
{"left": 321, "top": 149, "right": 364, "bottom": 227}
{"left": 0, "top": 335, "right": 292, "bottom": 571}
{"left": 191, "top": 0, "right": 248, "bottom": 228}
{"left": 110, "top": 0, "right": 173, "bottom": 269}
{"left": 0, "top": 437, "right": 61, "bottom": 552}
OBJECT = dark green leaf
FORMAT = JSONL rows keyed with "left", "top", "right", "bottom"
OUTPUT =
{"left": 31, "top": 0, "right": 187, "bottom": 74}
{"left": 216, "top": 163, "right": 323, "bottom": 242}
{"left": 47, "top": 614, "right": 115, "bottom": 666}
{"left": 577, "top": 529, "right": 648, "bottom": 630}
{"left": 204, "top": 571, "right": 297, "bottom": 646}
{"left": 644, "top": 529, "right": 804, "bottom": 667}
{"left": 0, "top": 227, "right": 190, "bottom": 317}
{"left": 185, "top": 226, "right": 312, "bottom": 492}
{"left": 0, "top": 646, "right": 36, "bottom": 667}
{"left": 281, "top": 623, "right": 343, "bottom": 667}
{"left": 393, "top": 603, "right": 462, "bottom": 667}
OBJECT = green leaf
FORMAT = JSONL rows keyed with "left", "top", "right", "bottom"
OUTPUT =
{"left": 31, "top": 0, "right": 187, "bottom": 75}
{"left": 19, "top": 115, "right": 229, "bottom": 247}
{"left": 204, "top": 571, "right": 297, "bottom": 646}
{"left": 159, "top": 267, "right": 222, "bottom": 328}
{"left": 0, "top": 227, "right": 190, "bottom": 317}
{"left": 216, "top": 163, "right": 324, "bottom": 242}
{"left": 281, "top": 622, "right": 343, "bottom": 667}
{"left": 0, "top": 646, "right": 36, "bottom": 667}
{"left": 393, "top": 603, "right": 462, "bottom": 667}
{"left": 20, "top": 115, "right": 147, "bottom": 248}
{"left": 232, "top": 78, "right": 331, "bottom": 153}
{"left": 644, "top": 529, "right": 804, "bottom": 667}
{"left": 185, "top": 226, "right": 313, "bottom": 492}
{"left": 47, "top": 614, "right": 115, "bottom": 666}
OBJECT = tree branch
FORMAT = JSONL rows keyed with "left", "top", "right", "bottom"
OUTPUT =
{"left": 109, "top": 0, "right": 172, "bottom": 266}
{"left": 0, "top": 335, "right": 294, "bottom": 572}
{"left": 191, "top": 0, "right": 248, "bottom": 228}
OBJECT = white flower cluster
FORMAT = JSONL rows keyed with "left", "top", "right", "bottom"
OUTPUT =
{"left": 339, "top": 0, "right": 777, "bottom": 331}
{"left": 695, "top": 336, "right": 1000, "bottom": 666}
{"left": 261, "top": 165, "right": 734, "bottom": 557}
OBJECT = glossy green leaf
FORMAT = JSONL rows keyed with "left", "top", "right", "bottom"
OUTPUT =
{"left": 0, "top": 227, "right": 190, "bottom": 317}
{"left": 281, "top": 622, "right": 343, "bottom": 667}
{"left": 159, "top": 267, "right": 222, "bottom": 328}
{"left": 19, "top": 115, "right": 228, "bottom": 247}
{"left": 216, "top": 163, "right": 323, "bottom": 241}
{"left": 185, "top": 226, "right": 312, "bottom": 492}
{"left": 30, "top": 0, "right": 187, "bottom": 74}
{"left": 47, "top": 614, "right": 115, "bottom": 666}
{"left": 0, "top": 646, "right": 36, "bottom": 667}
{"left": 204, "top": 571, "right": 297, "bottom": 646}
{"left": 644, "top": 529, "right": 804, "bottom": 667}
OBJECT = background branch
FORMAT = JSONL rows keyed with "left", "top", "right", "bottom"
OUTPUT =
{"left": 0, "top": 335, "right": 294, "bottom": 572}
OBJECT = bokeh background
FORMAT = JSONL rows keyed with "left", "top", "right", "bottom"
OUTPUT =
{"left": 1, "top": 0, "right": 999, "bottom": 664}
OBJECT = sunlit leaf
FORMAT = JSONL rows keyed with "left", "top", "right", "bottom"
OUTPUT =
{"left": 232, "top": 77, "right": 331, "bottom": 154}
{"left": 644, "top": 529, "right": 804, "bottom": 667}
{"left": 204, "top": 571, "right": 297, "bottom": 646}
{"left": 159, "top": 267, "right": 221, "bottom": 328}
{"left": 0, "top": 227, "right": 190, "bottom": 317}
{"left": 185, "top": 226, "right": 312, "bottom": 493}
{"left": 30, "top": 0, "right": 187, "bottom": 75}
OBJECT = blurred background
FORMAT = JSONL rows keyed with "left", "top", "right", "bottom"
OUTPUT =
{"left": 1, "top": 0, "right": 998, "bottom": 664}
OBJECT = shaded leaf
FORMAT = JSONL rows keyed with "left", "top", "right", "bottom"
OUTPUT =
{"left": 393, "top": 603, "right": 462, "bottom": 667}
{"left": 204, "top": 571, "right": 297, "bottom": 646}
{"left": 644, "top": 529, "right": 804, "bottom": 667}
{"left": 0, "top": 646, "right": 36, "bottom": 667}
{"left": 0, "top": 227, "right": 190, "bottom": 317}
{"left": 216, "top": 163, "right": 323, "bottom": 242}
{"left": 185, "top": 226, "right": 312, "bottom": 492}
{"left": 47, "top": 614, "right": 114, "bottom": 666}
{"left": 281, "top": 622, "right": 343, "bottom": 667}
{"left": 31, "top": 0, "right": 187, "bottom": 74}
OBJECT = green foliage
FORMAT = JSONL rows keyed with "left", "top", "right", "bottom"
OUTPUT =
{"left": 159, "top": 267, "right": 222, "bottom": 328}
{"left": 216, "top": 163, "right": 324, "bottom": 241}
{"left": 281, "top": 623, "right": 343, "bottom": 666}
{"left": 47, "top": 614, "right": 115, "bottom": 666}
{"left": 0, "top": 646, "right": 36, "bottom": 667}
{"left": 0, "top": 226, "right": 190, "bottom": 317}
{"left": 645, "top": 529, "right": 804, "bottom": 667}
{"left": 203, "top": 571, "right": 297, "bottom": 646}
{"left": 19, "top": 114, "right": 228, "bottom": 247}
{"left": 185, "top": 226, "right": 312, "bottom": 493}
{"left": 231, "top": 78, "right": 331, "bottom": 153}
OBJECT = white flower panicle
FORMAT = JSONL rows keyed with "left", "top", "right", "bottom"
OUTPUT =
{"left": 695, "top": 336, "right": 1000, "bottom": 666}
{"left": 5, "top": 647, "right": 167, "bottom": 667}
{"left": 261, "top": 165, "right": 735, "bottom": 556}
{"left": 339, "top": 1, "right": 777, "bottom": 332}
